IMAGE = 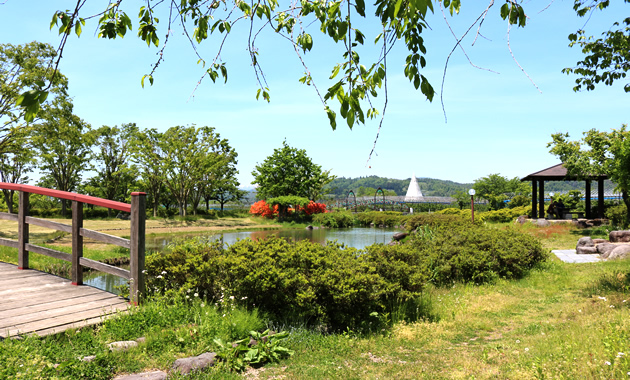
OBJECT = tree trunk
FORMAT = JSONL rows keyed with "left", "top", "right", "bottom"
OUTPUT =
{"left": 61, "top": 199, "right": 67, "bottom": 217}
{"left": 623, "top": 190, "right": 630, "bottom": 228}
{"left": 3, "top": 190, "right": 14, "bottom": 214}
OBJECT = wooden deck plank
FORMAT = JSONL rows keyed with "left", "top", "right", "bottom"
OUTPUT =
{"left": 0, "top": 297, "right": 128, "bottom": 329}
{"left": 0, "top": 292, "right": 123, "bottom": 318}
{"left": 0, "top": 284, "right": 105, "bottom": 306}
{"left": 0, "top": 262, "right": 129, "bottom": 338}
{"left": 2, "top": 303, "right": 129, "bottom": 337}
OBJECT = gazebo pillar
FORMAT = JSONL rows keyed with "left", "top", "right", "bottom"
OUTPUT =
{"left": 597, "top": 178, "right": 604, "bottom": 219}
{"left": 538, "top": 180, "right": 545, "bottom": 218}
{"left": 585, "top": 180, "right": 592, "bottom": 219}
{"left": 531, "top": 180, "right": 538, "bottom": 218}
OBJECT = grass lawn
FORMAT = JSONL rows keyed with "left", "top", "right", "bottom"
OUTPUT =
{"left": 3, "top": 220, "right": 630, "bottom": 379}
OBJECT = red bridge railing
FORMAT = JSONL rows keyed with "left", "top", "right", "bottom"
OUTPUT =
{"left": 0, "top": 183, "right": 146, "bottom": 304}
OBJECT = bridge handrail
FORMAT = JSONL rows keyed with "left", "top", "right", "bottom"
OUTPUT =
{"left": 0, "top": 182, "right": 131, "bottom": 212}
{"left": 0, "top": 182, "right": 145, "bottom": 304}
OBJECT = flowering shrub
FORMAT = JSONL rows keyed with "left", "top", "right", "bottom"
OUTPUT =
{"left": 249, "top": 200, "right": 277, "bottom": 218}
{"left": 303, "top": 200, "right": 327, "bottom": 215}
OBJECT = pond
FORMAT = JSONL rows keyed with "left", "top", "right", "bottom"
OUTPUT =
{"left": 84, "top": 227, "right": 402, "bottom": 294}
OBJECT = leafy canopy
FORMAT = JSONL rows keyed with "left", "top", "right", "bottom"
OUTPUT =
{"left": 252, "top": 141, "right": 334, "bottom": 200}
{"left": 473, "top": 173, "right": 530, "bottom": 210}
{"left": 548, "top": 125, "right": 630, "bottom": 224}
{"left": 563, "top": 0, "right": 630, "bottom": 93}
{"left": 16, "top": 0, "right": 535, "bottom": 131}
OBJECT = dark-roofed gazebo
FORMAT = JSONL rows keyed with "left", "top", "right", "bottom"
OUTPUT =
{"left": 521, "top": 163, "right": 607, "bottom": 219}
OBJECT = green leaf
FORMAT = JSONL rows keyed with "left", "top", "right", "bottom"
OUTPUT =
{"left": 325, "top": 107, "right": 337, "bottom": 130}
{"left": 393, "top": 0, "right": 404, "bottom": 18}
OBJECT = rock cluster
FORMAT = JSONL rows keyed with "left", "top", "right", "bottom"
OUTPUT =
{"left": 576, "top": 230, "right": 630, "bottom": 260}
{"left": 77, "top": 337, "right": 218, "bottom": 379}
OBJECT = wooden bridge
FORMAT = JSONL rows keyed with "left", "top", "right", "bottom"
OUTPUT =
{"left": 0, "top": 183, "right": 146, "bottom": 338}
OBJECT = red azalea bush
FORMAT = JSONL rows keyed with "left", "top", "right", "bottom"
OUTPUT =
{"left": 251, "top": 200, "right": 327, "bottom": 218}
{"left": 249, "top": 200, "right": 278, "bottom": 218}
{"left": 303, "top": 201, "right": 327, "bottom": 215}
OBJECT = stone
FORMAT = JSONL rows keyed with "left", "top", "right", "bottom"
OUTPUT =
{"left": 607, "top": 245, "right": 630, "bottom": 260}
{"left": 576, "top": 236, "right": 595, "bottom": 248}
{"left": 136, "top": 337, "right": 146, "bottom": 344}
{"left": 172, "top": 352, "right": 217, "bottom": 375}
{"left": 113, "top": 371, "right": 168, "bottom": 380}
{"left": 81, "top": 355, "right": 96, "bottom": 363}
{"left": 576, "top": 246, "right": 598, "bottom": 254}
{"left": 305, "top": 225, "right": 313, "bottom": 230}
{"left": 610, "top": 230, "right": 630, "bottom": 243}
{"left": 515, "top": 215, "right": 528, "bottom": 224}
{"left": 593, "top": 239, "right": 609, "bottom": 244}
{"left": 535, "top": 219, "right": 550, "bottom": 227}
{"left": 392, "top": 232, "right": 408, "bottom": 241}
{"left": 597, "top": 243, "right": 618, "bottom": 259}
{"left": 108, "top": 341, "right": 138, "bottom": 352}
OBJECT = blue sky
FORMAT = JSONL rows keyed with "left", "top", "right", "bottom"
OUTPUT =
{"left": 1, "top": 1, "right": 628, "bottom": 190}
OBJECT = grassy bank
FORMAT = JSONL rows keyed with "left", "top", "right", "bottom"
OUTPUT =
{"left": 3, "top": 220, "right": 630, "bottom": 378}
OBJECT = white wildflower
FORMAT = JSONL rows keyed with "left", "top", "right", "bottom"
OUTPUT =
{"left": 605, "top": 361, "right": 612, "bottom": 365}
{"left": 156, "top": 275, "right": 163, "bottom": 279}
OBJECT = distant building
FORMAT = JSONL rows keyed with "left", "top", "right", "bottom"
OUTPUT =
{"left": 405, "top": 174, "right": 424, "bottom": 201}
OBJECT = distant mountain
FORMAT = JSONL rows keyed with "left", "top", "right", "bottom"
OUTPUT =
{"left": 323, "top": 175, "right": 615, "bottom": 199}
{"left": 324, "top": 176, "right": 472, "bottom": 197}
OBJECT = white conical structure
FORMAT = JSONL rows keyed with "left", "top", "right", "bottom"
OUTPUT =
{"left": 405, "top": 173, "right": 424, "bottom": 201}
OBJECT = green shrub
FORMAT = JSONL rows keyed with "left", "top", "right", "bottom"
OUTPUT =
{"left": 146, "top": 224, "right": 547, "bottom": 330}
{"left": 406, "top": 224, "right": 548, "bottom": 285}
{"left": 405, "top": 213, "right": 477, "bottom": 231}
{"left": 312, "top": 211, "right": 354, "bottom": 227}
{"left": 606, "top": 203, "right": 628, "bottom": 229}
{"left": 356, "top": 211, "right": 406, "bottom": 227}
{"left": 481, "top": 205, "right": 530, "bottom": 223}
{"left": 146, "top": 237, "right": 425, "bottom": 331}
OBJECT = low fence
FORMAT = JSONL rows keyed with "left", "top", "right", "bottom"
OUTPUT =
{"left": 0, "top": 183, "right": 146, "bottom": 304}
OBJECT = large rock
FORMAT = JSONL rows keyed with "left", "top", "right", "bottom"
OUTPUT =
{"left": 597, "top": 243, "right": 618, "bottom": 259}
{"left": 610, "top": 230, "right": 630, "bottom": 243}
{"left": 607, "top": 245, "right": 630, "bottom": 260}
{"left": 577, "top": 236, "right": 595, "bottom": 247}
{"left": 108, "top": 341, "right": 138, "bottom": 352}
{"left": 576, "top": 237, "right": 597, "bottom": 254}
{"left": 113, "top": 371, "right": 167, "bottom": 380}
{"left": 515, "top": 215, "right": 528, "bottom": 224}
{"left": 535, "top": 219, "right": 550, "bottom": 227}
{"left": 172, "top": 352, "right": 216, "bottom": 375}
{"left": 392, "top": 232, "right": 408, "bottom": 241}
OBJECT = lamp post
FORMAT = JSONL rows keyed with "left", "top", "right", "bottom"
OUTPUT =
{"left": 469, "top": 189, "right": 476, "bottom": 223}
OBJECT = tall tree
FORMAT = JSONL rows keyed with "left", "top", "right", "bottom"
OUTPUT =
{"left": 548, "top": 125, "right": 630, "bottom": 226}
{"left": 32, "top": 96, "right": 94, "bottom": 217}
{"left": 0, "top": 127, "right": 35, "bottom": 213}
{"left": 0, "top": 42, "right": 67, "bottom": 153}
{"left": 86, "top": 123, "right": 139, "bottom": 216}
{"left": 131, "top": 128, "right": 165, "bottom": 217}
{"left": 473, "top": 174, "right": 531, "bottom": 210}
{"left": 158, "top": 125, "right": 233, "bottom": 216}
{"left": 194, "top": 137, "right": 241, "bottom": 214}
{"left": 252, "top": 141, "right": 334, "bottom": 201}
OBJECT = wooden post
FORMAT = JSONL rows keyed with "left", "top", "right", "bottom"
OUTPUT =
{"left": 129, "top": 192, "right": 146, "bottom": 305}
{"left": 585, "top": 180, "right": 592, "bottom": 219}
{"left": 531, "top": 180, "right": 538, "bottom": 219}
{"left": 597, "top": 178, "right": 604, "bottom": 219}
{"left": 72, "top": 201, "right": 83, "bottom": 285}
{"left": 538, "top": 180, "right": 545, "bottom": 219}
{"left": 18, "top": 191, "right": 29, "bottom": 269}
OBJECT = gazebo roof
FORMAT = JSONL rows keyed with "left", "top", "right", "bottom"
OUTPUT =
{"left": 521, "top": 163, "right": 608, "bottom": 182}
